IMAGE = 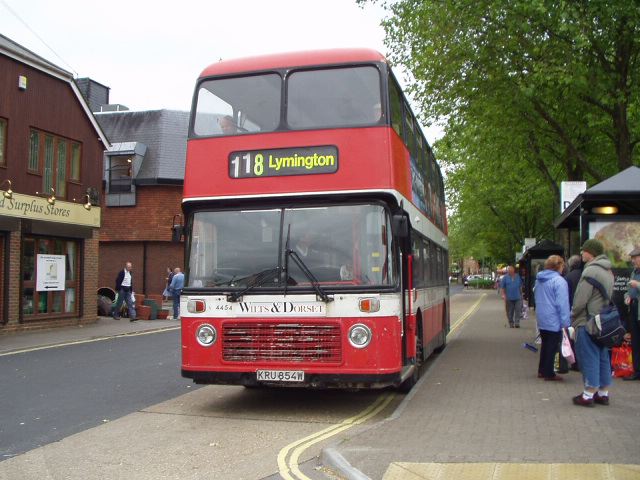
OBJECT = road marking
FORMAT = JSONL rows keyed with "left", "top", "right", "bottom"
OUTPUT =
{"left": 448, "top": 293, "right": 486, "bottom": 336}
{"left": 0, "top": 326, "right": 180, "bottom": 357}
{"left": 278, "top": 391, "right": 395, "bottom": 480}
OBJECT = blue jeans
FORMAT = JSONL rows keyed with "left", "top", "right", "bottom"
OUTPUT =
{"left": 112, "top": 288, "right": 136, "bottom": 319}
{"left": 172, "top": 290, "right": 181, "bottom": 318}
{"left": 575, "top": 326, "right": 612, "bottom": 389}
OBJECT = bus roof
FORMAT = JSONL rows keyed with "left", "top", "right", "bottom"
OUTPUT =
{"left": 199, "top": 48, "right": 387, "bottom": 78}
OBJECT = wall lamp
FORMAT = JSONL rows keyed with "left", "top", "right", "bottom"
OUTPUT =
{"left": 592, "top": 205, "right": 618, "bottom": 215}
{"left": 83, "top": 194, "right": 92, "bottom": 211}
{"left": 36, "top": 187, "right": 56, "bottom": 205}
{"left": 1, "top": 179, "right": 13, "bottom": 199}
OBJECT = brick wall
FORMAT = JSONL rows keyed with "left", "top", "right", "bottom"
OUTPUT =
{"left": 99, "top": 242, "right": 144, "bottom": 293}
{"left": 98, "top": 241, "right": 184, "bottom": 296}
{"left": 100, "top": 186, "right": 183, "bottom": 242}
{"left": 81, "top": 228, "right": 99, "bottom": 324}
{"left": 146, "top": 242, "right": 184, "bottom": 296}
{"left": 99, "top": 185, "right": 185, "bottom": 297}
{"left": 6, "top": 229, "right": 21, "bottom": 327}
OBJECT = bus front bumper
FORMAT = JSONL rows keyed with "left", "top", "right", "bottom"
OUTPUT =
{"left": 181, "top": 369, "right": 403, "bottom": 389}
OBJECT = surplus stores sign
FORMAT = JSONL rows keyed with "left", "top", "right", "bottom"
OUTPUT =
{"left": 229, "top": 145, "right": 338, "bottom": 178}
{"left": 0, "top": 192, "right": 101, "bottom": 227}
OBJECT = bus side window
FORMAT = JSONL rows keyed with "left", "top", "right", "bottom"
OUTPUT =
{"left": 389, "top": 76, "right": 403, "bottom": 138}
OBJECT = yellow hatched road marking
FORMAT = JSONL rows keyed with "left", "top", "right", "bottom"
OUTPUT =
{"left": 278, "top": 391, "right": 395, "bottom": 480}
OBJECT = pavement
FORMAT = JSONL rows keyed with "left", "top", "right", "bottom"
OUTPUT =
{"left": 1, "top": 291, "right": 639, "bottom": 480}
{"left": 323, "top": 289, "right": 640, "bottom": 479}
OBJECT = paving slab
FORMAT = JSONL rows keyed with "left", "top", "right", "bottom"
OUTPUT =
{"left": 327, "top": 290, "right": 640, "bottom": 479}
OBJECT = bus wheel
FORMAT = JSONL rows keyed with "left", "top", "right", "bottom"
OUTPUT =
{"left": 399, "top": 325, "right": 423, "bottom": 393}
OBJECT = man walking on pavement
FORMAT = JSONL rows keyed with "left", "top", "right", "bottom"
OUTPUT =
{"left": 500, "top": 265, "right": 523, "bottom": 328}
{"left": 112, "top": 261, "right": 137, "bottom": 322}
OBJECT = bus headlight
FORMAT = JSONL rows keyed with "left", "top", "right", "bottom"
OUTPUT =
{"left": 196, "top": 324, "right": 217, "bottom": 347}
{"left": 348, "top": 324, "right": 372, "bottom": 349}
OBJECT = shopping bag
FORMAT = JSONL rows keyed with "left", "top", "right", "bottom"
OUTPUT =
{"left": 561, "top": 329, "right": 575, "bottom": 365}
{"left": 611, "top": 344, "right": 634, "bottom": 378}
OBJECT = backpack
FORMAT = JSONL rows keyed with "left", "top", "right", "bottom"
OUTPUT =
{"left": 584, "top": 276, "right": 626, "bottom": 348}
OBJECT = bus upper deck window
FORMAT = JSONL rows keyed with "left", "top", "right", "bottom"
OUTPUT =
{"left": 192, "top": 74, "right": 281, "bottom": 137}
{"left": 287, "top": 66, "right": 382, "bottom": 130}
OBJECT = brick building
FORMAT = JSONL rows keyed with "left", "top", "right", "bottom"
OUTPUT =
{"left": 94, "top": 109, "right": 187, "bottom": 297}
{"left": 0, "top": 34, "right": 108, "bottom": 332}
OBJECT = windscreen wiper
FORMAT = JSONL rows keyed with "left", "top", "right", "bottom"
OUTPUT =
{"left": 284, "top": 248, "right": 333, "bottom": 303}
{"left": 227, "top": 267, "right": 281, "bottom": 302}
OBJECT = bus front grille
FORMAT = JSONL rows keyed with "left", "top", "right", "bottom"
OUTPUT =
{"left": 222, "top": 323, "right": 342, "bottom": 363}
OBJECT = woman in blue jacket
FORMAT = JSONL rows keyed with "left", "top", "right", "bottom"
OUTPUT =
{"left": 534, "top": 255, "right": 571, "bottom": 381}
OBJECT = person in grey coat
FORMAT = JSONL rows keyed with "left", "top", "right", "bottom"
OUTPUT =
{"left": 570, "top": 239, "right": 614, "bottom": 407}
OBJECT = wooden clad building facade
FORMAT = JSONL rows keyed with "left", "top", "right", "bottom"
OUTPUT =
{"left": 0, "top": 34, "right": 108, "bottom": 332}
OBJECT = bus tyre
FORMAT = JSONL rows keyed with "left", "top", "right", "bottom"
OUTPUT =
{"left": 399, "top": 327, "right": 423, "bottom": 393}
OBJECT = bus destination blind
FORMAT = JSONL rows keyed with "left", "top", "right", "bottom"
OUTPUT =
{"left": 229, "top": 145, "right": 338, "bottom": 178}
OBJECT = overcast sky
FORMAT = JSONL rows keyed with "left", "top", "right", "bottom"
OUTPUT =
{"left": 1, "top": 0, "right": 442, "bottom": 142}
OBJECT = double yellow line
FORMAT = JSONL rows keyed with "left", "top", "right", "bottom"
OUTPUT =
{"left": 277, "top": 293, "right": 486, "bottom": 478}
{"left": 277, "top": 391, "right": 395, "bottom": 480}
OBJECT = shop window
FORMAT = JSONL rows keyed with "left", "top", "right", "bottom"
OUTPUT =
{"left": 70, "top": 143, "right": 81, "bottom": 181}
{"left": 56, "top": 140, "right": 67, "bottom": 198}
{"left": 43, "top": 135, "right": 54, "bottom": 192}
{"left": 21, "top": 236, "right": 80, "bottom": 320}
{"left": 23, "top": 239, "right": 35, "bottom": 281}
{"left": 28, "top": 130, "right": 39, "bottom": 172}
{"left": 0, "top": 117, "right": 7, "bottom": 166}
{"left": 23, "top": 288, "right": 34, "bottom": 315}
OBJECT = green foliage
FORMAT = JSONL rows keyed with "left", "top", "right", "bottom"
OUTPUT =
{"left": 467, "top": 278, "right": 496, "bottom": 289}
{"left": 361, "top": 0, "right": 640, "bottom": 262}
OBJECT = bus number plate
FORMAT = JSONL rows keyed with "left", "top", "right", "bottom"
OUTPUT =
{"left": 256, "top": 370, "right": 305, "bottom": 382}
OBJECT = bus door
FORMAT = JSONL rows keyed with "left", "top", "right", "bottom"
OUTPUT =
{"left": 394, "top": 213, "right": 415, "bottom": 364}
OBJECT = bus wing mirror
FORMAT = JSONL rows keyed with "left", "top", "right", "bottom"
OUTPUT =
{"left": 392, "top": 215, "right": 408, "bottom": 238}
{"left": 172, "top": 226, "right": 183, "bottom": 243}
{"left": 171, "top": 214, "right": 183, "bottom": 243}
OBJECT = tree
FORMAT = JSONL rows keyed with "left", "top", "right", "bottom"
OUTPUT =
{"left": 360, "top": 0, "right": 640, "bottom": 261}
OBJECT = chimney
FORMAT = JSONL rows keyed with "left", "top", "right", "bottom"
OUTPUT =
{"left": 75, "top": 78, "right": 110, "bottom": 112}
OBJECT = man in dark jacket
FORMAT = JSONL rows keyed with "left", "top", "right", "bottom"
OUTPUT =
{"left": 111, "top": 261, "right": 137, "bottom": 322}
{"left": 564, "top": 255, "right": 583, "bottom": 308}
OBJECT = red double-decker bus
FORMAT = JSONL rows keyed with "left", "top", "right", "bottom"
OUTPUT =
{"left": 179, "top": 49, "right": 448, "bottom": 391}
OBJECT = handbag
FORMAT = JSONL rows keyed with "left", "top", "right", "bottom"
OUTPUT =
{"left": 584, "top": 277, "right": 626, "bottom": 348}
{"left": 561, "top": 329, "right": 575, "bottom": 365}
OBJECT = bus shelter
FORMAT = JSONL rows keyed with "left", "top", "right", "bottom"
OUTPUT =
{"left": 520, "top": 240, "right": 565, "bottom": 308}
{"left": 554, "top": 166, "right": 640, "bottom": 321}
